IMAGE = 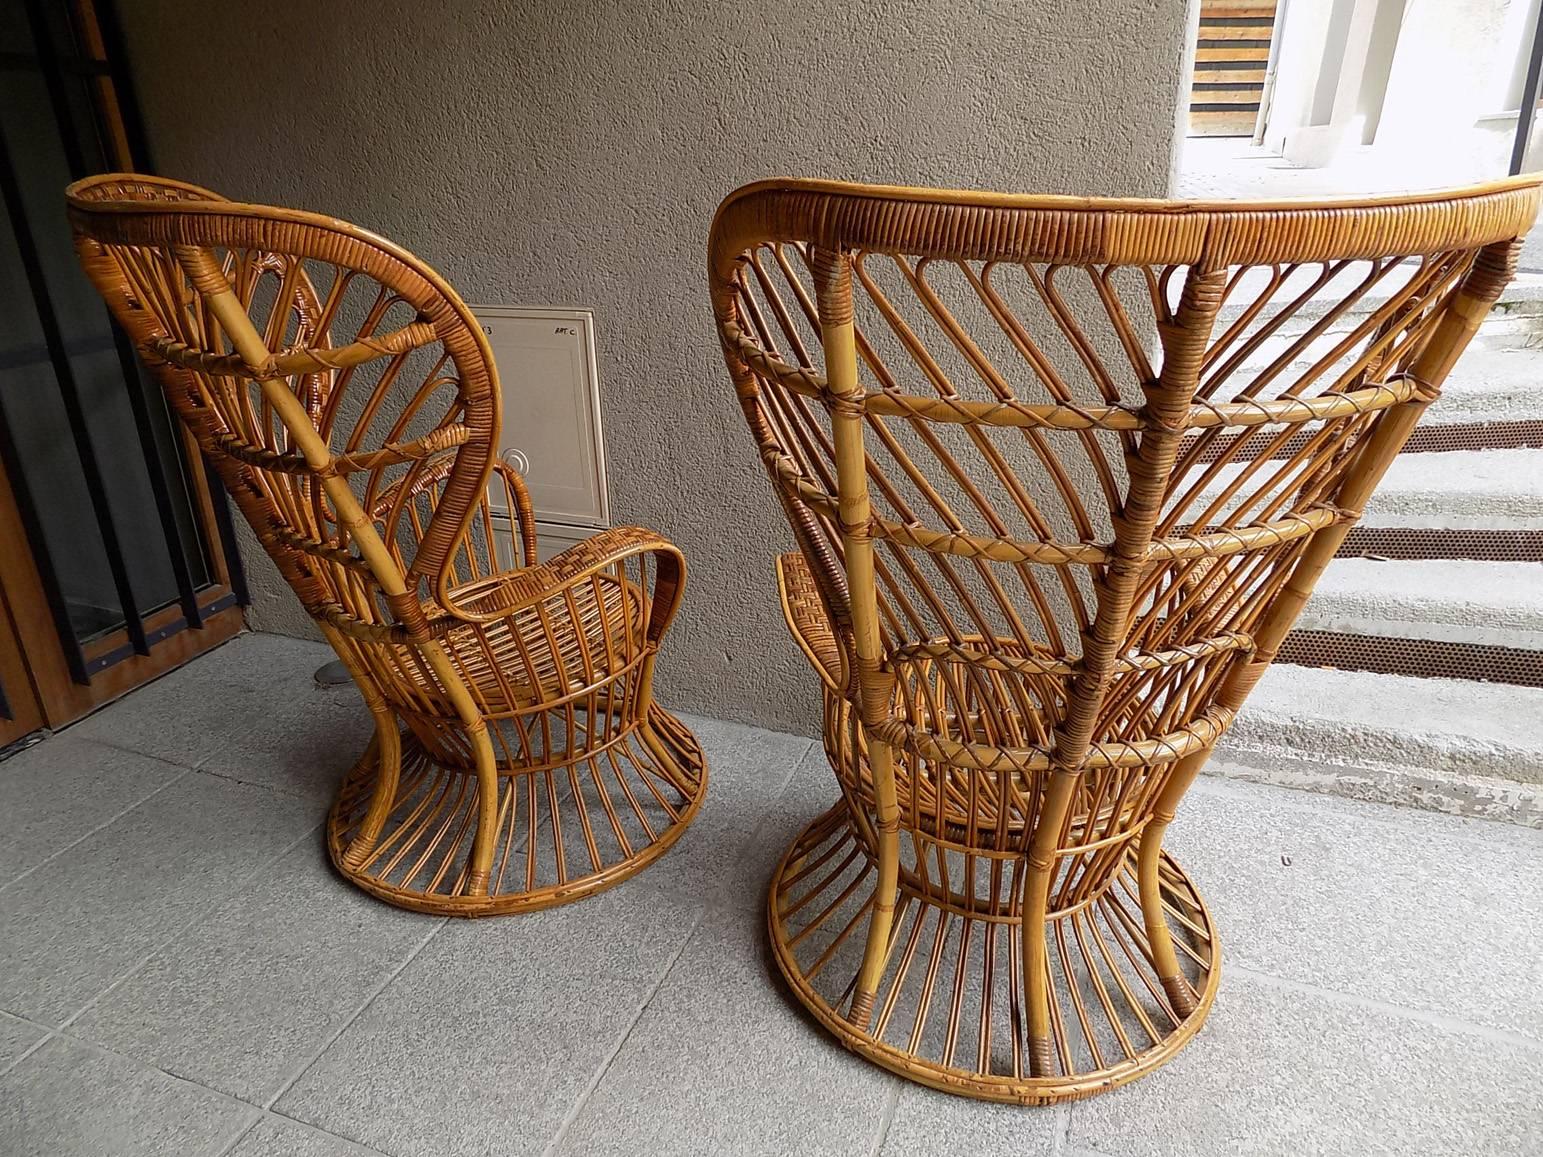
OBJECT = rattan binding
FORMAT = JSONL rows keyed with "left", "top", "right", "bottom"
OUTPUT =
{"left": 708, "top": 175, "right": 1541, "bottom": 1101}
{"left": 67, "top": 174, "right": 707, "bottom": 916}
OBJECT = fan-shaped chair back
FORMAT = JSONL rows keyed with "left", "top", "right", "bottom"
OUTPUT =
{"left": 66, "top": 174, "right": 500, "bottom": 642}
{"left": 712, "top": 179, "right": 1539, "bottom": 777}
{"left": 709, "top": 176, "right": 1540, "bottom": 1099}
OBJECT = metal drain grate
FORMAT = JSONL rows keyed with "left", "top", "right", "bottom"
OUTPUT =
{"left": 1403, "top": 420, "right": 1543, "bottom": 454}
{"left": 1192, "top": 419, "right": 1543, "bottom": 464}
{"left": 1337, "top": 526, "right": 1543, "bottom": 562}
{"left": 1277, "top": 630, "right": 1543, "bottom": 688}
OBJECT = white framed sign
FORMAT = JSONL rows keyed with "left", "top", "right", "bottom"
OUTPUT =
{"left": 470, "top": 305, "right": 609, "bottom": 529}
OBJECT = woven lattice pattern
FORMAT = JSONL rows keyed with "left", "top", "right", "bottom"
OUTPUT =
{"left": 709, "top": 176, "right": 1540, "bottom": 1101}
{"left": 67, "top": 174, "right": 705, "bottom": 915}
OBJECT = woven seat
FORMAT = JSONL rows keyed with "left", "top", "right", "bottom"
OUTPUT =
{"left": 67, "top": 174, "right": 707, "bottom": 916}
{"left": 429, "top": 571, "right": 640, "bottom": 711}
{"left": 711, "top": 176, "right": 1541, "bottom": 1102}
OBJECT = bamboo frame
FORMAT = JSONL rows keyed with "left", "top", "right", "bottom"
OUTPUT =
{"left": 66, "top": 174, "right": 706, "bottom": 916}
{"left": 708, "top": 175, "right": 1541, "bottom": 1101}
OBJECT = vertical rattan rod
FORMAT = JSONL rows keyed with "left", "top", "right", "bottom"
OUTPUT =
{"left": 175, "top": 245, "right": 502, "bottom": 896}
{"left": 1137, "top": 242, "right": 1521, "bottom": 1012}
{"left": 1021, "top": 768, "right": 1080, "bottom": 1073}
{"left": 322, "top": 622, "right": 403, "bottom": 867}
{"left": 636, "top": 548, "right": 700, "bottom": 797}
{"left": 1027, "top": 263, "right": 1229, "bottom": 1066}
{"left": 1134, "top": 745, "right": 1209, "bottom": 1017}
{"left": 815, "top": 246, "right": 900, "bottom": 1030}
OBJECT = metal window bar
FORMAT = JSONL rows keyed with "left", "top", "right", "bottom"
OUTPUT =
{"left": 1512, "top": 0, "right": 1543, "bottom": 176}
{"left": 88, "top": 0, "right": 249, "bottom": 608}
{"left": 0, "top": 120, "right": 144, "bottom": 671}
{"left": 21, "top": 0, "right": 204, "bottom": 636}
{"left": 0, "top": 313, "right": 88, "bottom": 684}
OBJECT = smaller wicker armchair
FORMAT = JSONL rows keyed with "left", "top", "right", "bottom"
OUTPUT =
{"left": 67, "top": 174, "right": 706, "bottom": 916}
{"left": 710, "top": 176, "right": 1540, "bottom": 1102}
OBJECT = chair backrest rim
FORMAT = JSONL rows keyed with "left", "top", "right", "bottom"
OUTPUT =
{"left": 708, "top": 174, "right": 1542, "bottom": 740}
{"left": 709, "top": 174, "right": 1543, "bottom": 274}
{"left": 66, "top": 171, "right": 504, "bottom": 619}
{"left": 65, "top": 174, "right": 490, "bottom": 340}
{"left": 718, "top": 171, "right": 1543, "bottom": 216}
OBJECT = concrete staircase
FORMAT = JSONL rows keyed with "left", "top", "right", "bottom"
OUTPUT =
{"left": 1211, "top": 278, "right": 1543, "bottom": 826}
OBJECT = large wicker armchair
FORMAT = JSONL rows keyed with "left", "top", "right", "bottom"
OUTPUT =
{"left": 67, "top": 174, "right": 706, "bottom": 916}
{"left": 709, "top": 176, "right": 1540, "bottom": 1101}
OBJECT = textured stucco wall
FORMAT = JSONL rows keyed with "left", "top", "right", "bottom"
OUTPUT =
{"left": 118, "top": 0, "right": 1192, "bottom": 734}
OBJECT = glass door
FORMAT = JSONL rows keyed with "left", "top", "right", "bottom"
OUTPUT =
{"left": 0, "top": 476, "right": 45, "bottom": 748}
{"left": 0, "top": 0, "right": 246, "bottom": 737}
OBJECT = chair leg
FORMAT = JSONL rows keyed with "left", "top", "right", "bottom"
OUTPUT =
{"left": 1020, "top": 854, "right": 1058, "bottom": 1076}
{"left": 321, "top": 629, "right": 401, "bottom": 873}
{"left": 636, "top": 656, "right": 699, "bottom": 800}
{"left": 640, "top": 722, "right": 699, "bottom": 798}
{"left": 1022, "top": 769, "right": 1081, "bottom": 1076}
{"left": 1137, "top": 819, "right": 1197, "bottom": 1018}
{"left": 849, "top": 737, "right": 900, "bottom": 1029}
{"left": 342, "top": 724, "right": 398, "bottom": 872}
{"left": 1138, "top": 747, "right": 1209, "bottom": 1018}
{"left": 465, "top": 723, "right": 500, "bottom": 898}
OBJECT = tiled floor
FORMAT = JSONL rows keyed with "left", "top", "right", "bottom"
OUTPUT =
{"left": 2, "top": 633, "right": 1540, "bottom": 1156}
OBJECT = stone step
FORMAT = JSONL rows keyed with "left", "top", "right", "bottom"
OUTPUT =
{"left": 1217, "top": 338, "right": 1542, "bottom": 411}
{"left": 1362, "top": 447, "right": 1543, "bottom": 530}
{"left": 1215, "top": 266, "right": 1543, "bottom": 321}
{"left": 1215, "top": 663, "right": 1543, "bottom": 821}
{"left": 1186, "top": 447, "right": 1543, "bottom": 531}
{"left": 1300, "top": 558, "right": 1543, "bottom": 649}
{"left": 1214, "top": 270, "right": 1543, "bottom": 341}
{"left": 1431, "top": 346, "right": 1543, "bottom": 425}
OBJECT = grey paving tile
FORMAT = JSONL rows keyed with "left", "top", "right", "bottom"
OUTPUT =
{"left": 229, "top": 1113, "right": 383, "bottom": 1157}
{"left": 0, "top": 774, "right": 316, "bottom": 1025}
{"left": 558, "top": 899, "right": 894, "bottom": 1156}
{"left": 880, "top": 1089, "right": 1062, "bottom": 1155}
{"left": 636, "top": 713, "right": 812, "bottom": 906}
{"left": 0, "top": 735, "right": 185, "bottom": 885}
{"left": 1202, "top": 758, "right": 1543, "bottom": 855}
{"left": 720, "top": 741, "right": 843, "bottom": 913}
{"left": 73, "top": 633, "right": 369, "bottom": 801}
{"left": 1167, "top": 776, "right": 1543, "bottom": 1039}
{"left": 0, "top": 1013, "right": 45, "bottom": 1071}
{"left": 68, "top": 633, "right": 290, "bottom": 760}
{"left": 200, "top": 689, "right": 372, "bottom": 803}
{"left": 72, "top": 837, "right": 432, "bottom": 1104}
{"left": 1066, "top": 972, "right": 1543, "bottom": 1157}
{"left": 276, "top": 884, "right": 703, "bottom": 1157}
{"left": 0, "top": 1035, "right": 254, "bottom": 1157}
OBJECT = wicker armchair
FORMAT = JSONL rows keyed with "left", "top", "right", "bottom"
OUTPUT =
{"left": 67, "top": 174, "right": 706, "bottom": 916}
{"left": 709, "top": 176, "right": 1540, "bottom": 1101}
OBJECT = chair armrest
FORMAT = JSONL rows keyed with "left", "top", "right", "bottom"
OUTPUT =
{"left": 440, "top": 525, "right": 687, "bottom": 645}
{"left": 374, "top": 453, "right": 539, "bottom": 572}
{"left": 487, "top": 460, "right": 538, "bottom": 569}
{"left": 776, "top": 552, "right": 850, "bottom": 693}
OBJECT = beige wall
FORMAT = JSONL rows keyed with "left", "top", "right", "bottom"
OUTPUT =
{"left": 119, "top": 0, "right": 1193, "bottom": 734}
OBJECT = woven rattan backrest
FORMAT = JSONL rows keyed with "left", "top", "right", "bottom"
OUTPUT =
{"left": 65, "top": 175, "right": 499, "bottom": 641}
{"left": 710, "top": 178, "right": 1541, "bottom": 771}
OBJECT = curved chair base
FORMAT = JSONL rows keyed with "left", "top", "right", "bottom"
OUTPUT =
{"left": 767, "top": 807, "right": 1219, "bottom": 1104}
{"left": 328, "top": 706, "right": 707, "bottom": 916}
